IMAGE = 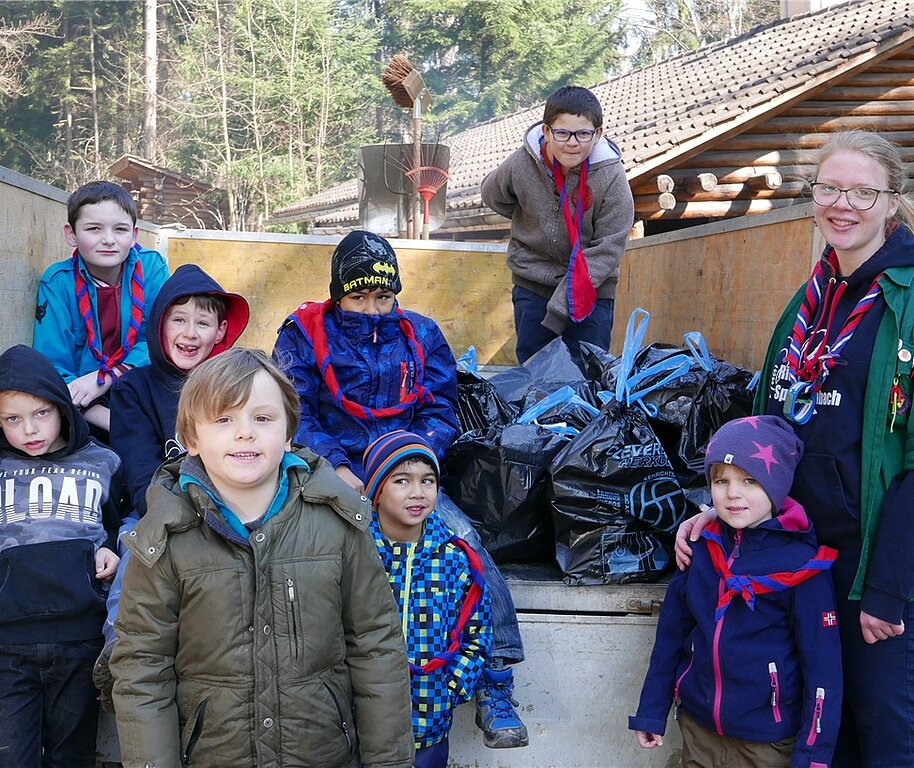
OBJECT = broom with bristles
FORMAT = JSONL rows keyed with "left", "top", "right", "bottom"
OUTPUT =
{"left": 382, "top": 55, "right": 430, "bottom": 238}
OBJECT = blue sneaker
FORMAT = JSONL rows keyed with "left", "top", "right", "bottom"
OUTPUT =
{"left": 475, "top": 664, "right": 529, "bottom": 748}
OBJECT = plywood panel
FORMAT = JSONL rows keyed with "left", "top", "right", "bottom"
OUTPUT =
{"left": 166, "top": 237, "right": 518, "bottom": 365}
{"left": 615, "top": 211, "right": 816, "bottom": 370}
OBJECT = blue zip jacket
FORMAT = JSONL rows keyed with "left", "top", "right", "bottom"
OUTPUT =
{"left": 630, "top": 499, "right": 842, "bottom": 768}
{"left": 109, "top": 264, "right": 249, "bottom": 517}
{"left": 273, "top": 301, "right": 460, "bottom": 475}
{"left": 33, "top": 246, "right": 170, "bottom": 382}
{"left": 371, "top": 510, "right": 491, "bottom": 748}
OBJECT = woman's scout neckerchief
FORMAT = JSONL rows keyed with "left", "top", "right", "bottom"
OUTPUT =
{"left": 292, "top": 299, "right": 434, "bottom": 420}
{"left": 782, "top": 248, "right": 883, "bottom": 424}
{"left": 540, "top": 139, "right": 596, "bottom": 323}
{"left": 73, "top": 247, "right": 145, "bottom": 385}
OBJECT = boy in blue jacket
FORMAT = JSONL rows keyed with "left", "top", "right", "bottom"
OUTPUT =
{"left": 273, "top": 231, "right": 528, "bottom": 749}
{"left": 33, "top": 181, "right": 170, "bottom": 434}
{"left": 630, "top": 416, "right": 842, "bottom": 768}
{"left": 364, "top": 431, "right": 491, "bottom": 768}
{"left": 0, "top": 345, "right": 125, "bottom": 767}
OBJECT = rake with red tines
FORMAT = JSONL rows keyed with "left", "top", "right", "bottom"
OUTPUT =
{"left": 404, "top": 165, "right": 450, "bottom": 240}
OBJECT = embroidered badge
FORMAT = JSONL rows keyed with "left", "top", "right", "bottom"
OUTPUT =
{"left": 822, "top": 611, "right": 838, "bottom": 628}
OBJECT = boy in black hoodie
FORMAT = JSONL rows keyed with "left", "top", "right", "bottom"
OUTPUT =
{"left": 94, "top": 265, "right": 249, "bottom": 696}
{"left": 0, "top": 344, "right": 125, "bottom": 767}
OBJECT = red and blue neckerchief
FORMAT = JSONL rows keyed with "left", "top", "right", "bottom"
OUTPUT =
{"left": 540, "top": 140, "right": 596, "bottom": 323}
{"left": 73, "top": 247, "right": 145, "bottom": 384}
{"left": 292, "top": 299, "right": 434, "bottom": 421}
{"left": 409, "top": 537, "right": 485, "bottom": 676}
{"left": 782, "top": 247, "right": 883, "bottom": 424}
{"left": 701, "top": 520, "right": 837, "bottom": 621}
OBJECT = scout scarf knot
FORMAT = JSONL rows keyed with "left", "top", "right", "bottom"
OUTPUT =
{"left": 293, "top": 299, "right": 434, "bottom": 420}
{"left": 73, "top": 247, "right": 145, "bottom": 384}
{"left": 541, "top": 140, "right": 596, "bottom": 323}
{"left": 409, "top": 537, "right": 486, "bottom": 676}
{"left": 701, "top": 520, "right": 837, "bottom": 621}
{"left": 782, "top": 248, "right": 882, "bottom": 424}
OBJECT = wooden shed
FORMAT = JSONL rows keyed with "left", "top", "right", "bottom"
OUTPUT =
{"left": 109, "top": 154, "right": 228, "bottom": 229}
{"left": 272, "top": 0, "right": 914, "bottom": 239}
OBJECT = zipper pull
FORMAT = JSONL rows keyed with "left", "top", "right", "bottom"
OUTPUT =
{"left": 286, "top": 577, "right": 295, "bottom": 602}
{"left": 768, "top": 662, "right": 778, "bottom": 707}
{"left": 733, "top": 530, "right": 742, "bottom": 559}
{"left": 815, "top": 687, "right": 825, "bottom": 734}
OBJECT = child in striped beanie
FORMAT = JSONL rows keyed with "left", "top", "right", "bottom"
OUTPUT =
{"left": 363, "top": 430, "right": 492, "bottom": 768}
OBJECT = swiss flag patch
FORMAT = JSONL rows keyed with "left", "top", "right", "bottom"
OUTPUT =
{"left": 822, "top": 611, "right": 838, "bottom": 628}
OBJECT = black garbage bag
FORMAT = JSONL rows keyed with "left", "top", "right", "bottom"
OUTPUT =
{"left": 443, "top": 423, "right": 567, "bottom": 564}
{"left": 663, "top": 333, "right": 755, "bottom": 491}
{"left": 549, "top": 397, "right": 687, "bottom": 585}
{"left": 517, "top": 381, "right": 604, "bottom": 434}
{"left": 548, "top": 307, "right": 693, "bottom": 585}
{"left": 488, "top": 337, "right": 586, "bottom": 408}
{"left": 578, "top": 340, "right": 617, "bottom": 383}
{"left": 455, "top": 367, "right": 518, "bottom": 434}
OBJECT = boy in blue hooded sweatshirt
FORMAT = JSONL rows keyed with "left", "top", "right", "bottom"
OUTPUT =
{"left": 0, "top": 345, "right": 125, "bottom": 767}
{"left": 364, "top": 431, "right": 491, "bottom": 768}
{"left": 629, "top": 416, "right": 842, "bottom": 768}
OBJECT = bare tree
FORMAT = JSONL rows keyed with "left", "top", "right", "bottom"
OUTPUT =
{"left": 0, "top": 13, "right": 54, "bottom": 97}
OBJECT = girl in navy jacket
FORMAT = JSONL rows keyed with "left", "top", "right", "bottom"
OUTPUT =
{"left": 630, "top": 416, "right": 842, "bottom": 768}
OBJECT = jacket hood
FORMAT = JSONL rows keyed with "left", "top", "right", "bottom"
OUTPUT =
{"left": 718, "top": 497, "right": 818, "bottom": 548}
{"left": 523, "top": 121, "right": 622, "bottom": 169}
{"left": 147, "top": 264, "right": 250, "bottom": 379}
{"left": 0, "top": 344, "right": 89, "bottom": 457}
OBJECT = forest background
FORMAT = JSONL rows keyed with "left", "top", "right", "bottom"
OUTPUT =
{"left": 0, "top": 0, "right": 777, "bottom": 231}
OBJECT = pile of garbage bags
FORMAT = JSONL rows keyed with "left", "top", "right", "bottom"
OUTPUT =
{"left": 443, "top": 309, "right": 755, "bottom": 585}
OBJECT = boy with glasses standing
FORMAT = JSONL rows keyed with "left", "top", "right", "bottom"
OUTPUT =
{"left": 481, "top": 85, "right": 634, "bottom": 364}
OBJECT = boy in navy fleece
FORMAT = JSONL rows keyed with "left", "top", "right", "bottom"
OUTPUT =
{"left": 364, "top": 431, "right": 491, "bottom": 768}
{"left": 629, "top": 416, "right": 842, "bottom": 768}
{"left": 93, "top": 265, "right": 249, "bottom": 698}
{"left": 0, "top": 345, "right": 125, "bottom": 767}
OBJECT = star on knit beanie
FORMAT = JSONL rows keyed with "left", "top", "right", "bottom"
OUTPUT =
{"left": 704, "top": 415, "right": 804, "bottom": 512}
{"left": 329, "top": 230, "right": 401, "bottom": 302}
{"left": 362, "top": 430, "right": 440, "bottom": 508}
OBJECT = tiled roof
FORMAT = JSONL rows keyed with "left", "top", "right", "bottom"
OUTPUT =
{"left": 273, "top": 0, "right": 914, "bottom": 228}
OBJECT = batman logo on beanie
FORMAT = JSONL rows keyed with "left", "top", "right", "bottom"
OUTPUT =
{"left": 329, "top": 230, "right": 402, "bottom": 302}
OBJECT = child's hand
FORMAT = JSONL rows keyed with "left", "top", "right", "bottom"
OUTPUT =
{"left": 335, "top": 465, "right": 364, "bottom": 493}
{"left": 635, "top": 730, "right": 663, "bottom": 748}
{"left": 674, "top": 504, "right": 717, "bottom": 570}
{"left": 68, "top": 371, "right": 113, "bottom": 407}
{"left": 95, "top": 547, "right": 120, "bottom": 580}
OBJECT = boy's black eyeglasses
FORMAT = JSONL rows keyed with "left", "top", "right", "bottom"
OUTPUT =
{"left": 547, "top": 127, "right": 597, "bottom": 143}
{"left": 810, "top": 182, "right": 897, "bottom": 211}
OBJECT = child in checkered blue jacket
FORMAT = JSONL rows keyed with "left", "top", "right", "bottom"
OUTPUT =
{"left": 363, "top": 431, "right": 492, "bottom": 768}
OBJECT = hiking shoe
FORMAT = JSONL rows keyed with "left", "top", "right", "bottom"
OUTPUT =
{"left": 474, "top": 664, "right": 529, "bottom": 748}
{"left": 93, "top": 639, "right": 116, "bottom": 713}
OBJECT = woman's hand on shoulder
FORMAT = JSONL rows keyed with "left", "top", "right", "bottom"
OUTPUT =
{"left": 860, "top": 611, "right": 905, "bottom": 644}
{"left": 674, "top": 505, "right": 717, "bottom": 571}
